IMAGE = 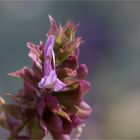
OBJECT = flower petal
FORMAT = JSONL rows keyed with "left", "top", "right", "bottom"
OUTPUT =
{"left": 80, "top": 80, "right": 91, "bottom": 95}
{"left": 70, "top": 115, "right": 83, "bottom": 127}
{"left": 8, "top": 67, "right": 38, "bottom": 92}
{"left": 38, "top": 35, "right": 66, "bottom": 91}
{"left": 47, "top": 15, "right": 58, "bottom": 36}
{"left": 32, "top": 61, "right": 42, "bottom": 80}
{"left": 44, "top": 112, "right": 63, "bottom": 135}
{"left": 64, "top": 21, "right": 75, "bottom": 41}
{"left": 76, "top": 64, "right": 88, "bottom": 80}
{"left": 53, "top": 82, "right": 82, "bottom": 107}
{"left": 39, "top": 70, "right": 66, "bottom": 91}
{"left": 27, "top": 42, "right": 42, "bottom": 69}
{"left": 59, "top": 56, "right": 78, "bottom": 70}
{"left": 55, "top": 37, "right": 82, "bottom": 65}
{"left": 54, "top": 78, "right": 66, "bottom": 91}
{"left": 75, "top": 101, "right": 92, "bottom": 119}
{"left": 44, "top": 35, "right": 55, "bottom": 76}
{"left": 61, "top": 117, "right": 72, "bottom": 134}
{"left": 38, "top": 71, "right": 57, "bottom": 89}
{"left": 56, "top": 67, "right": 75, "bottom": 80}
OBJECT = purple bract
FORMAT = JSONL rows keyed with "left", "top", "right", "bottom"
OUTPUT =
{"left": 0, "top": 15, "right": 92, "bottom": 140}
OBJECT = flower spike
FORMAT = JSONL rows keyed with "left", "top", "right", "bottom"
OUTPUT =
{"left": 0, "top": 15, "right": 92, "bottom": 140}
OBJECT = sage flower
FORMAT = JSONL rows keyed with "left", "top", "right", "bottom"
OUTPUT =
{"left": 38, "top": 35, "right": 66, "bottom": 91}
{"left": 0, "top": 15, "right": 92, "bottom": 140}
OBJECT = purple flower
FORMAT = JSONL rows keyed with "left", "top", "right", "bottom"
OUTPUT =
{"left": 38, "top": 35, "right": 66, "bottom": 91}
{"left": 0, "top": 15, "right": 92, "bottom": 140}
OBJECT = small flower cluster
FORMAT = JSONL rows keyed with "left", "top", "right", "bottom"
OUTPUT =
{"left": 0, "top": 15, "right": 92, "bottom": 140}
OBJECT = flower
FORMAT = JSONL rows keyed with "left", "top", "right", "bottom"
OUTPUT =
{"left": 0, "top": 15, "right": 92, "bottom": 140}
{"left": 38, "top": 35, "right": 66, "bottom": 91}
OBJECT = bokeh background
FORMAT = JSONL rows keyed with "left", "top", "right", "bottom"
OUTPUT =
{"left": 0, "top": 1, "right": 140, "bottom": 139}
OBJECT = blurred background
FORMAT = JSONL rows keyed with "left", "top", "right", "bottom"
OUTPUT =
{"left": 0, "top": 1, "right": 140, "bottom": 139}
